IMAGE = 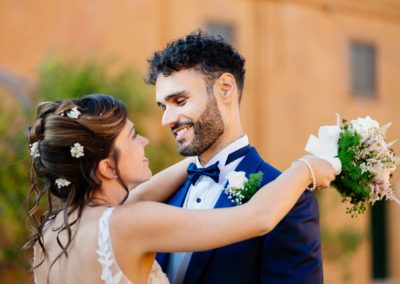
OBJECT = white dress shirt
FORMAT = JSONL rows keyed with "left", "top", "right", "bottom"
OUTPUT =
{"left": 167, "top": 135, "right": 250, "bottom": 284}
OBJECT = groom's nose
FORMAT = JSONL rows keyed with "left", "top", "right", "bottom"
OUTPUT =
{"left": 161, "top": 107, "right": 179, "bottom": 128}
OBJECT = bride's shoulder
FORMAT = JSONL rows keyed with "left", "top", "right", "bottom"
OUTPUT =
{"left": 109, "top": 202, "right": 163, "bottom": 244}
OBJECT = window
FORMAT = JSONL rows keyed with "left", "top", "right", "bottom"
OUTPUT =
{"left": 350, "top": 41, "right": 377, "bottom": 98}
{"left": 371, "top": 202, "right": 388, "bottom": 280}
{"left": 206, "top": 21, "right": 235, "bottom": 45}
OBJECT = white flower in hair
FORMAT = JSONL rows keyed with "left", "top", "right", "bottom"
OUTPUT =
{"left": 55, "top": 178, "right": 71, "bottom": 189}
{"left": 66, "top": 107, "right": 81, "bottom": 119}
{"left": 70, "top": 142, "right": 84, "bottom": 158}
{"left": 29, "top": 141, "right": 40, "bottom": 157}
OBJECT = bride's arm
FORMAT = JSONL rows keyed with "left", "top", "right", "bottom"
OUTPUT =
{"left": 126, "top": 157, "right": 194, "bottom": 203}
{"left": 114, "top": 157, "right": 335, "bottom": 253}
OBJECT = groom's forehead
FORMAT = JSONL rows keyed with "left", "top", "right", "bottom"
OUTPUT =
{"left": 155, "top": 70, "right": 206, "bottom": 101}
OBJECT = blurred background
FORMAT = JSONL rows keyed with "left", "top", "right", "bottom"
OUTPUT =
{"left": 0, "top": 0, "right": 399, "bottom": 283}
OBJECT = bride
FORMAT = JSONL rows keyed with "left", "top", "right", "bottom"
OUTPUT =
{"left": 26, "top": 94, "right": 335, "bottom": 283}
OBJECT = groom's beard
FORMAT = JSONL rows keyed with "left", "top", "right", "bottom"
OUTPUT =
{"left": 177, "top": 95, "right": 224, "bottom": 156}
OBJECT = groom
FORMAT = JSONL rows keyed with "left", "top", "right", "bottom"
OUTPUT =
{"left": 146, "top": 31, "right": 323, "bottom": 284}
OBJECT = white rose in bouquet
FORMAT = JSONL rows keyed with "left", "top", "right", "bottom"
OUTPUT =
{"left": 349, "top": 116, "right": 380, "bottom": 138}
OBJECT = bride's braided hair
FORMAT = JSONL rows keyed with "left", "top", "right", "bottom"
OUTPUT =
{"left": 25, "top": 94, "right": 128, "bottom": 276}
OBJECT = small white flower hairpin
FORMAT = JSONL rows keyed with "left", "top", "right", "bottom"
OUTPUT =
{"left": 55, "top": 178, "right": 71, "bottom": 189}
{"left": 66, "top": 107, "right": 81, "bottom": 119}
{"left": 29, "top": 141, "right": 40, "bottom": 158}
{"left": 70, "top": 143, "right": 84, "bottom": 158}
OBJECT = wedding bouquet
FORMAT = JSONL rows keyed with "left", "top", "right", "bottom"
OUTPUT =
{"left": 306, "top": 115, "right": 400, "bottom": 217}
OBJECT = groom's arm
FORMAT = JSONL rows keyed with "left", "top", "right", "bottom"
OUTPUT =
{"left": 260, "top": 190, "right": 323, "bottom": 284}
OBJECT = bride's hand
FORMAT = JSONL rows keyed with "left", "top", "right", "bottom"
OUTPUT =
{"left": 297, "top": 155, "right": 336, "bottom": 189}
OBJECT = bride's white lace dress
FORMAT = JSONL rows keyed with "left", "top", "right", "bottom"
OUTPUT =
{"left": 97, "top": 207, "right": 169, "bottom": 284}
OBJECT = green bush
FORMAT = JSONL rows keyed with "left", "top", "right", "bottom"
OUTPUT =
{"left": 0, "top": 98, "right": 32, "bottom": 282}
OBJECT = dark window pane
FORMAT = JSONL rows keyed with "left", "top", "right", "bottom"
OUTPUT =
{"left": 371, "top": 202, "right": 388, "bottom": 279}
{"left": 206, "top": 22, "right": 235, "bottom": 45}
{"left": 350, "top": 42, "right": 377, "bottom": 97}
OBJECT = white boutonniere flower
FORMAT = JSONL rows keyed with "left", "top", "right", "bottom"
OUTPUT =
{"left": 225, "top": 171, "right": 263, "bottom": 205}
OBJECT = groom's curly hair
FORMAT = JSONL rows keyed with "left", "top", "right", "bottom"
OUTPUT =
{"left": 146, "top": 30, "right": 246, "bottom": 101}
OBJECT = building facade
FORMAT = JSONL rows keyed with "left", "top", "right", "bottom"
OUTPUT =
{"left": 1, "top": 0, "right": 399, "bottom": 283}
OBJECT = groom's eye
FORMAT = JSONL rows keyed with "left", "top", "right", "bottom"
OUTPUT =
{"left": 176, "top": 97, "right": 186, "bottom": 106}
{"left": 156, "top": 102, "right": 166, "bottom": 111}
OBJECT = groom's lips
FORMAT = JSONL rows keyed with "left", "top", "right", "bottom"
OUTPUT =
{"left": 172, "top": 124, "right": 193, "bottom": 140}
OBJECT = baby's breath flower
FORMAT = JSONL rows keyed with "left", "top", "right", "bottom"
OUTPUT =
{"left": 70, "top": 143, "right": 84, "bottom": 158}
{"left": 29, "top": 141, "right": 40, "bottom": 158}
{"left": 55, "top": 178, "right": 71, "bottom": 189}
{"left": 66, "top": 107, "right": 81, "bottom": 119}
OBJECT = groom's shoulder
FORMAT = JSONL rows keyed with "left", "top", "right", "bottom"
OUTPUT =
{"left": 251, "top": 148, "right": 318, "bottom": 208}
{"left": 258, "top": 160, "right": 281, "bottom": 183}
{"left": 248, "top": 147, "right": 281, "bottom": 182}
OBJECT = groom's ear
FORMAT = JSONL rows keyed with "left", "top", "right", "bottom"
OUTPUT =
{"left": 97, "top": 159, "right": 116, "bottom": 180}
{"left": 215, "top": 73, "right": 237, "bottom": 103}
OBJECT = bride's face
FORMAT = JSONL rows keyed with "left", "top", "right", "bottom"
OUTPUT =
{"left": 113, "top": 119, "right": 152, "bottom": 189}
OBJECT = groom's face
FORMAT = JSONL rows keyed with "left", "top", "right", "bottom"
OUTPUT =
{"left": 155, "top": 69, "right": 224, "bottom": 156}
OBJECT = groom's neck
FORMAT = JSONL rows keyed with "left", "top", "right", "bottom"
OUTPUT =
{"left": 198, "top": 131, "right": 244, "bottom": 166}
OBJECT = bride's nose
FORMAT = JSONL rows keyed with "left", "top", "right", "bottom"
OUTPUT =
{"left": 140, "top": 135, "right": 149, "bottom": 146}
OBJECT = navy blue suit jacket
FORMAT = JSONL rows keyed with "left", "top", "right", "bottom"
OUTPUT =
{"left": 156, "top": 147, "right": 323, "bottom": 284}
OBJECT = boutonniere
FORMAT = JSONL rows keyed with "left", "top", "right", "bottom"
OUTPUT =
{"left": 225, "top": 171, "right": 264, "bottom": 205}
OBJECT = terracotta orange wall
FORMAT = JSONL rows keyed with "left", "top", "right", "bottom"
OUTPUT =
{"left": 0, "top": 0, "right": 164, "bottom": 75}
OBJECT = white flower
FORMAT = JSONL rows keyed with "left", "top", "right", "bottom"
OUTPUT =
{"left": 29, "top": 141, "right": 40, "bottom": 157}
{"left": 66, "top": 107, "right": 81, "bottom": 119}
{"left": 227, "top": 171, "right": 248, "bottom": 189}
{"left": 225, "top": 171, "right": 263, "bottom": 205}
{"left": 70, "top": 142, "right": 84, "bottom": 158}
{"left": 55, "top": 178, "right": 71, "bottom": 189}
{"left": 225, "top": 171, "right": 248, "bottom": 205}
{"left": 349, "top": 116, "right": 380, "bottom": 136}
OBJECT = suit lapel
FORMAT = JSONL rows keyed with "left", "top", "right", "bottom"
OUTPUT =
{"left": 183, "top": 147, "right": 263, "bottom": 284}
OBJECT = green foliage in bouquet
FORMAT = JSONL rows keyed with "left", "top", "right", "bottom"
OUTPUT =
{"left": 332, "top": 125, "right": 373, "bottom": 217}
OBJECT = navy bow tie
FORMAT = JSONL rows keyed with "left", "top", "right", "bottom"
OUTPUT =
{"left": 187, "top": 162, "right": 220, "bottom": 185}
{"left": 186, "top": 145, "right": 251, "bottom": 185}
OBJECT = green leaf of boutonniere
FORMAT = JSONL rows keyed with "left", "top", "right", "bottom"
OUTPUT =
{"left": 225, "top": 171, "right": 264, "bottom": 205}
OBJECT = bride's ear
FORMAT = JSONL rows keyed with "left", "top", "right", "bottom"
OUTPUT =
{"left": 97, "top": 159, "right": 116, "bottom": 180}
